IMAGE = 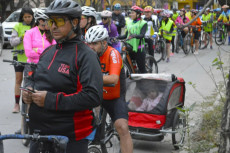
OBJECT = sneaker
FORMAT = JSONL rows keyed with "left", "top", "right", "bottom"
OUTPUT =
{"left": 228, "top": 42, "right": 230, "bottom": 46}
{"left": 170, "top": 53, "right": 174, "bottom": 56}
{"left": 12, "top": 103, "right": 20, "bottom": 113}
{"left": 210, "top": 46, "right": 213, "bottom": 49}
{"left": 194, "top": 51, "right": 199, "bottom": 55}
{"left": 166, "top": 58, "right": 170, "bottom": 63}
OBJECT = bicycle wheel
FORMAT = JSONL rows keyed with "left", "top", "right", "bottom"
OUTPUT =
{"left": 100, "top": 110, "right": 119, "bottom": 153}
{"left": 175, "top": 34, "right": 180, "bottom": 53}
{"left": 190, "top": 36, "right": 195, "bottom": 54}
{"left": 0, "top": 36, "right": 3, "bottom": 56}
{"left": 215, "top": 30, "right": 224, "bottom": 45}
{"left": 21, "top": 115, "right": 30, "bottom": 146}
{"left": 88, "top": 146, "right": 101, "bottom": 153}
{"left": 199, "top": 32, "right": 209, "bottom": 50}
{"left": 154, "top": 40, "right": 164, "bottom": 63}
{"left": 223, "top": 28, "right": 228, "bottom": 45}
{"left": 172, "top": 109, "right": 186, "bottom": 150}
{"left": 0, "top": 132, "right": 3, "bottom": 153}
{"left": 123, "top": 61, "right": 132, "bottom": 78}
{"left": 183, "top": 34, "right": 191, "bottom": 55}
{"left": 145, "top": 54, "right": 158, "bottom": 74}
{"left": 156, "top": 39, "right": 166, "bottom": 61}
{"left": 21, "top": 103, "right": 30, "bottom": 146}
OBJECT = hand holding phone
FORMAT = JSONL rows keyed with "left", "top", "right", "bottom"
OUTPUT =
{"left": 20, "top": 87, "right": 35, "bottom": 93}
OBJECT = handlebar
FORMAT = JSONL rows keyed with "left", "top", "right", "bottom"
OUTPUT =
{"left": 3, "top": 59, "right": 37, "bottom": 68}
{"left": 11, "top": 50, "right": 24, "bottom": 54}
{"left": 0, "top": 133, "right": 69, "bottom": 152}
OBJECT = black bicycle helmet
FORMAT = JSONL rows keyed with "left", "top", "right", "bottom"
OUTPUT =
{"left": 45, "top": 0, "right": 82, "bottom": 18}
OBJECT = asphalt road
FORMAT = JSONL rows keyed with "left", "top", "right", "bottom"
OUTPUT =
{"left": 0, "top": 43, "right": 229, "bottom": 153}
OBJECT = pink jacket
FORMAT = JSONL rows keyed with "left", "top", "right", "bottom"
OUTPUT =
{"left": 24, "top": 26, "right": 56, "bottom": 63}
{"left": 175, "top": 16, "right": 190, "bottom": 25}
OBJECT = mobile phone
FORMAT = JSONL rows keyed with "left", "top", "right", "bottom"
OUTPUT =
{"left": 20, "top": 87, "right": 35, "bottom": 93}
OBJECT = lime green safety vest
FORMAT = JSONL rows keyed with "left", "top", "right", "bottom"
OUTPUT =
{"left": 213, "top": 13, "right": 217, "bottom": 21}
{"left": 127, "top": 20, "right": 147, "bottom": 52}
{"left": 172, "top": 13, "right": 179, "bottom": 21}
{"left": 13, "top": 23, "right": 31, "bottom": 62}
{"left": 202, "top": 13, "right": 213, "bottom": 32}
{"left": 158, "top": 19, "right": 174, "bottom": 40}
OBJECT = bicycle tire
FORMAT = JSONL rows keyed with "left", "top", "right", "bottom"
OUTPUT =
{"left": 154, "top": 40, "right": 164, "bottom": 63}
{"left": 190, "top": 35, "right": 195, "bottom": 53}
{"left": 215, "top": 30, "right": 224, "bottom": 45}
{"left": 157, "top": 39, "right": 166, "bottom": 60}
{"left": 172, "top": 109, "right": 186, "bottom": 150}
{"left": 199, "top": 32, "right": 209, "bottom": 50}
{"left": 100, "top": 110, "right": 118, "bottom": 153}
{"left": 123, "top": 61, "right": 132, "bottom": 78}
{"left": 0, "top": 37, "right": 3, "bottom": 56}
{"left": 183, "top": 34, "right": 191, "bottom": 55}
{"left": 88, "top": 146, "right": 101, "bottom": 153}
{"left": 145, "top": 55, "right": 158, "bottom": 74}
{"left": 223, "top": 28, "right": 228, "bottom": 44}
{"left": 21, "top": 115, "right": 30, "bottom": 146}
{"left": 175, "top": 34, "right": 180, "bottom": 53}
{"left": 0, "top": 133, "right": 3, "bottom": 153}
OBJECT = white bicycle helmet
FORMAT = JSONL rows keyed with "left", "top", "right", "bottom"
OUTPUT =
{"left": 85, "top": 25, "right": 108, "bottom": 43}
{"left": 81, "top": 6, "right": 97, "bottom": 19}
{"left": 34, "top": 10, "right": 49, "bottom": 21}
{"left": 101, "top": 10, "right": 112, "bottom": 17}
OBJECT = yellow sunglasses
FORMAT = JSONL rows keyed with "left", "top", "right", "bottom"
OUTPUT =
{"left": 47, "top": 17, "right": 69, "bottom": 27}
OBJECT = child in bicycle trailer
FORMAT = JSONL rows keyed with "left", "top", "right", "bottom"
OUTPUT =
{"left": 117, "top": 5, "right": 147, "bottom": 73}
{"left": 128, "top": 86, "right": 162, "bottom": 112}
{"left": 190, "top": 9, "right": 202, "bottom": 55}
{"left": 136, "top": 89, "right": 163, "bottom": 112}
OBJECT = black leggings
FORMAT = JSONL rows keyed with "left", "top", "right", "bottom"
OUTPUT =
{"left": 29, "top": 139, "right": 88, "bottom": 153}
{"left": 129, "top": 49, "right": 147, "bottom": 73}
{"left": 145, "top": 38, "right": 154, "bottom": 57}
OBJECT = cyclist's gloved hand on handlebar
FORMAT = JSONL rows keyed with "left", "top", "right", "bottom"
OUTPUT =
{"left": 129, "top": 34, "right": 137, "bottom": 39}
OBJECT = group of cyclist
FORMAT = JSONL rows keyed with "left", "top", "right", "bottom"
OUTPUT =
{"left": 7, "top": 0, "right": 230, "bottom": 152}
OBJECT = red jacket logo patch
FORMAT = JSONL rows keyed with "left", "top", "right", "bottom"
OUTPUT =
{"left": 58, "top": 64, "right": 70, "bottom": 75}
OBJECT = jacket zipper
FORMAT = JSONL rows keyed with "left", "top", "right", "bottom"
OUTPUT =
{"left": 48, "top": 49, "right": 58, "bottom": 70}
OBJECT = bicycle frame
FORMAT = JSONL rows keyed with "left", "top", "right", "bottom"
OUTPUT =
{"left": 121, "top": 46, "right": 136, "bottom": 73}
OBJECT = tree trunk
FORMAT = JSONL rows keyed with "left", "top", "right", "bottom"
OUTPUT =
{"left": 219, "top": 71, "right": 230, "bottom": 153}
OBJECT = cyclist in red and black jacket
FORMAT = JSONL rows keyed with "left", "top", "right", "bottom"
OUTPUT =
{"left": 22, "top": 0, "right": 103, "bottom": 153}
